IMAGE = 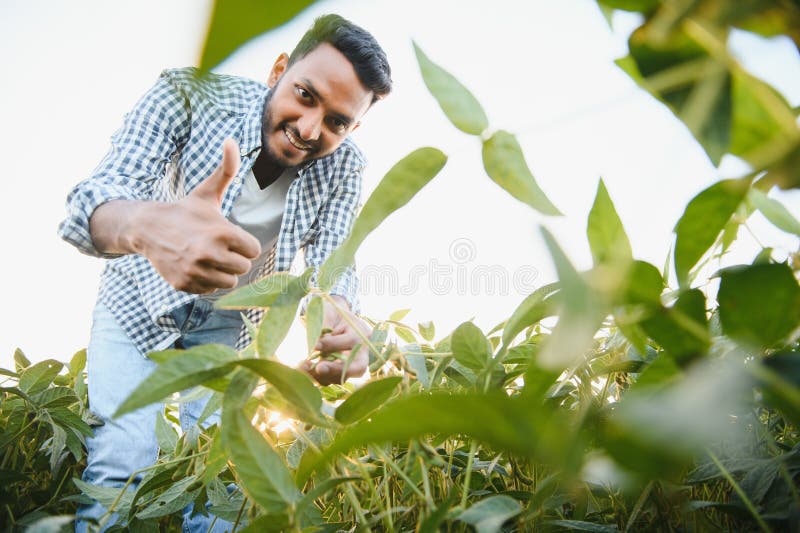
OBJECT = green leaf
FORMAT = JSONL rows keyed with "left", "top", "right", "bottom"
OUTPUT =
{"left": 216, "top": 272, "right": 300, "bottom": 309}
{"left": 547, "top": 520, "right": 619, "bottom": 532}
{"left": 587, "top": 179, "right": 633, "bottom": 266}
{"left": 198, "top": 0, "right": 317, "bottom": 72}
{"left": 413, "top": 41, "right": 489, "bottom": 135}
{"left": 627, "top": 23, "right": 731, "bottom": 165}
{"left": 295, "top": 476, "right": 359, "bottom": 519}
{"left": 68, "top": 348, "right": 87, "bottom": 377}
{"left": 48, "top": 423, "right": 67, "bottom": 474}
{"left": 404, "top": 346, "right": 430, "bottom": 389}
{"left": 136, "top": 476, "right": 200, "bottom": 520}
{"left": 74, "top": 478, "right": 134, "bottom": 513}
{"left": 14, "top": 347, "right": 31, "bottom": 371}
{"left": 235, "top": 359, "right": 324, "bottom": 424}
{"left": 197, "top": 391, "right": 224, "bottom": 426}
{"left": 718, "top": 263, "right": 800, "bottom": 348}
{"left": 32, "top": 387, "right": 78, "bottom": 409}
{"left": 221, "top": 372, "right": 302, "bottom": 513}
{"left": 335, "top": 376, "right": 402, "bottom": 424}
{"left": 537, "top": 228, "right": 606, "bottom": 370}
{"left": 202, "top": 429, "right": 229, "bottom": 485}
{"left": 452, "top": 322, "right": 492, "bottom": 371}
{"left": 155, "top": 411, "right": 178, "bottom": 454}
{"left": 754, "top": 353, "right": 800, "bottom": 425}
{"left": 256, "top": 270, "right": 312, "bottom": 359}
{"left": 674, "top": 178, "right": 751, "bottom": 286}
{"left": 238, "top": 515, "right": 291, "bottom": 533}
{"left": 319, "top": 148, "right": 447, "bottom": 290}
{"left": 297, "top": 392, "right": 559, "bottom": 482}
{"left": 304, "top": 295, "right": 324, "bottom": 355}
{"left": 748, "top": 188, "right": 800, "bottom": 236}
{"left": 389, "top": 308, "right": 411, "bottom": 321}
{"left": 621, "top": 260, "right": 664, "bottom": 305}
{"left": 634, "top": 354, "right": 681, "bottom": 390}
{"left": 730, "top": 70, "right": 799, "bottom": 163}
{"left": 418, "top": 321, "right": 435, "bottom": 342}
{"left": 501, "top": 282, "right": 560, "bottom": 349}
{"left": 482, "top": 131, "right": 562, "bottom": 216}
{"left": 19, "top": 359, "right": 63, "bottom": 394}
{"left": 641, "top": 289, "right": 710, "bottom": 364}
{"left": 457, "top": 495, "right": 522, "bottom": 533}
{"left": 597, "top": 0, "right": 658, "bottom": 12}
{"left": 129, "top": 467, "right": 180, "bottom": 517}
{"left": 115, "top": 344, "right": 239, "bottom": 417}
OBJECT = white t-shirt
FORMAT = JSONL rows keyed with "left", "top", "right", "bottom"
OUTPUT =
{"left": 202, "top": 167, "right": 295, "bottom": 301}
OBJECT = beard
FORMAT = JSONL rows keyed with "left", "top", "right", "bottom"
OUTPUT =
{"left": 259, "top": 84, "right": 322, "bottom": 168}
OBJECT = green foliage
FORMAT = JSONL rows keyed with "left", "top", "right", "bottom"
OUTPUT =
{"left": 0, "top": 349, "right": 90, "bottom": 530}
{"left": 610, "top": 0, "right": 800, "bottom": 189}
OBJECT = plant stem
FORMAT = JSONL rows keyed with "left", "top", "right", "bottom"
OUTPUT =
{"left": 460, "top": 440, "right": 479, "bottom": 509}
{"left": 232, "top": 495, "right": 247, "bottom": 531}
{"left": 707, "top": 449, "right": 772, "bottom": 533}
{"left": 373, "top": 446, "right": 425, "bottom": 499}
{"left": 625, "top": 480, "right": 653, "bottom": 532}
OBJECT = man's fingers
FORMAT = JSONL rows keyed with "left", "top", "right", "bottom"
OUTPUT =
{"left": 226, "top": 224, "right": 261, "bottom": 260}
{"left": 198, "top": 251, "right": 253, "bottom": 276}
{"left": 316, "top": 330, "right": 358, "bottom": 353}
{"left": 190, "top": 139, "right": 241, "bottom": 206}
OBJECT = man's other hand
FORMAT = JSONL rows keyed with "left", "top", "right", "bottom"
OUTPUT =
{"left": 302, "top": 296, "right": 371, "bottom": 385}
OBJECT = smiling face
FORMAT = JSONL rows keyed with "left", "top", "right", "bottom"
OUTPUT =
{"left": 260, "top": 43, "right": 374, "bottom": 168}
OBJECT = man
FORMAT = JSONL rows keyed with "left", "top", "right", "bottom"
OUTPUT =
{"left": 58, "top": 14, "right": 391, "bottom": 532}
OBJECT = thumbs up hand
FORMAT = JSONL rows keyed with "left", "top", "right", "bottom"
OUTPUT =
{"left": 134, "top": 139, "right": 261, "bottom": 294}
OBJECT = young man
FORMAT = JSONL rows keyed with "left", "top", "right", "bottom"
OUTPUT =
{"left": 58, "top": 14, "right": 391, "bottom": 531}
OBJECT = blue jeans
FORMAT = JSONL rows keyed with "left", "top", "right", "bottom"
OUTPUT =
{"left": 76, "top": 298, "right": 243, "bottom": 532}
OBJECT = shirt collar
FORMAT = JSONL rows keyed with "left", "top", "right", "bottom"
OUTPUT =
{"left": 239, "top": 86, "right": 268, "bottom": 158}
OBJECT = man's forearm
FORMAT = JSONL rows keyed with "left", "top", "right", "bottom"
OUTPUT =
{"left": 89, "top": 200, "right": 156, "bottom": 256}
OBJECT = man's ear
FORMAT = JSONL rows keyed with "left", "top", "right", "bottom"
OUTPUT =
{"left": 267, "top": 53, "right": 289, "bottom": 88}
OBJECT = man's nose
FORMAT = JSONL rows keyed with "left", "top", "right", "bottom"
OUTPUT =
{"left": 297, "top": 111, "right": 322, "bottom": 142}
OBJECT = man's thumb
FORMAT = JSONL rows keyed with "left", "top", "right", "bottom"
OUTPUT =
{"left": 191, "top": 139, "right": 241, "bottom": 205}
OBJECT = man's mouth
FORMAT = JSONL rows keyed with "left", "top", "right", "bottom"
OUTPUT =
{"left": 284, "top": 126, "right": 313, "bottom": 151}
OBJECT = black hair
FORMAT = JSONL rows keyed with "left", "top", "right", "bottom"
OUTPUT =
{"left": 288, "top": 14, "right": 392, "bottom": 103}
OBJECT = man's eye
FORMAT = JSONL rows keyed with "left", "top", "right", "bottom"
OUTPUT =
{"left": 296, "top": 87, "right": 311, "bottom": 100}
{"left": 329, "top": 117, "right": 347, "bottom": 132}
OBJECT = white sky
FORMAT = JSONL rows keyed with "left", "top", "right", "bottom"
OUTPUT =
{"left": 1, "top": 0, "right": 799, "bottom": 369}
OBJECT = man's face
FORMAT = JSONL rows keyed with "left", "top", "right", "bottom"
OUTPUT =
{"left": 261, "top": 43, "right": 374, "bottom": 167}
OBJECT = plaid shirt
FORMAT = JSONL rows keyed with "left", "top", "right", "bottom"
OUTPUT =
{"left": 58, "top": 68, "right": 363, "bottom": 355}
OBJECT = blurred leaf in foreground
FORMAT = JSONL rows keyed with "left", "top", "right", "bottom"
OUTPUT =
{"left": 717, "top": 262, "right": 800, "bottom": 348}
{"left": 482, "top": 131, "right": 562, "bottom": 216}
{"left": 414, "top": 42, "right": 489, "bottom": 135}
{"left": 198, "top": 0, "right": 317, "bottom": 72}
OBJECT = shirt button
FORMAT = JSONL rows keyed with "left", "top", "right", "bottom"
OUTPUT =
{"left": 233, "top": 177, "right": 242, "bottom": 185}
{"left": 240, "top": 148, "right": 247, "bottom": 157}
{"left": 160, "top": 305, "right": 168, "bottom": 313}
